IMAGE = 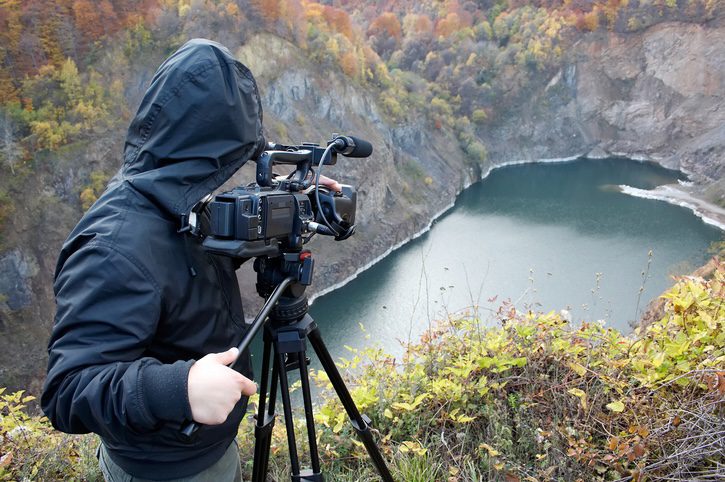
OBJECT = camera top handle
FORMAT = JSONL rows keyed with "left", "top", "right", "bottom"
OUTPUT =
{"left": 255, "top": 144, "right": 336, "bottom": 188}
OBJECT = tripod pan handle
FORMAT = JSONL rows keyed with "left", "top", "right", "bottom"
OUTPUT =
{"left": 180, "top": 420, "right": 200, "bottom": 442}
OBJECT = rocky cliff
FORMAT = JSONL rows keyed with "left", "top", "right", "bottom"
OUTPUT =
{"left": 482, "top": 21, "right": 725, "bottom": 222}
{"left": 1, "top": 21, "right": 723, "bottom": 389}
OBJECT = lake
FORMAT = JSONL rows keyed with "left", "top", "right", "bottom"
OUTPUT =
{"left": 296, "top": 158, "right": 722, "bottom": 364}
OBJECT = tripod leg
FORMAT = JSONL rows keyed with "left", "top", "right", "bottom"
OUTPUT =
{"left": 252, "top": 338, "right": 275, "bottom": 482}
{"left": 276, "top": 348, "right": 302, "bottom": 477}
{"left": 307, "top": 327, "right": 395, "bottom": 482}
{"left": 297, "top": 353, "right": 321, "bottom": 475}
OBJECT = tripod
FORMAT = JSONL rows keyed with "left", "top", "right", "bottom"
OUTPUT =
{"left": 180, "top": 244, "right": 394, "bottom": 479}
{"left": 244, "top": 253, "right": 394, "bottom": 481}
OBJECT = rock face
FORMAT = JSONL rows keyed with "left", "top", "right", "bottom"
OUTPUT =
{"left": 0, "top": 250, "right": 38, "bottom": 311}
{"left": 1, "top": 22, "right": 723, "bottom": 389}
{"left": 483, "top": 22, "right": 725, "bottom": 212}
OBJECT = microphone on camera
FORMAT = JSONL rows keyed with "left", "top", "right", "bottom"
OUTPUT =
{"left": 330, "top": 135, "right": 373, "bottom": 158}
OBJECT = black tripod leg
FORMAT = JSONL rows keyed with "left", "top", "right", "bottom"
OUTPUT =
{"left": 307, "top": 327, "right": 395, "bottom": 482}
{"left": 252, "top": 338, "right": 275, "bottom": 482}
{"left": 276, "top": 348, "right": 302, "bottom": 477}
{"left": 297, "top": 352, "right": 321, "bottom": 475}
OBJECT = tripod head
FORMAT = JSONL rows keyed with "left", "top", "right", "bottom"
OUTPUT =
{"left": 254, "top": 251, "right": 313, "bottom": 325}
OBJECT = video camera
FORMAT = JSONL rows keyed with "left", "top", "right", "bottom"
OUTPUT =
{"left": 200, "top": 134, "right": 372, "bottom": 260}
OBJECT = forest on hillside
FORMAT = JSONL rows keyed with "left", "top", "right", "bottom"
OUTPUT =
{"left": 1, "top": 0, "right": 721, "bottom": 234}
{"left": 0, "top": 0, "right": 722, "bottom": 397}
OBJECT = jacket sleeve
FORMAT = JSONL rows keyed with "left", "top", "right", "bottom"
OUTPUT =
{"left": 41, "top": 241, "right": 194, "bottom": 437}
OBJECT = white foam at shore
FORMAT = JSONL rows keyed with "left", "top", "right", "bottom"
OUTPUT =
{"left": 618, "top": 184, "right": 725, "bottom": 231}
{"left": 479, "top": 153, "right": 585, "bottom": 180}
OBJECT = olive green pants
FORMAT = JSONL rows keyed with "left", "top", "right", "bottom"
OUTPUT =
{"left": 97, "top": 441, "right": 242, "bottom": 482}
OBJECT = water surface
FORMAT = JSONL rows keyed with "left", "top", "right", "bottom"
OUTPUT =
{"left": 299, "top": 158, "right": 722, "bottom": 362}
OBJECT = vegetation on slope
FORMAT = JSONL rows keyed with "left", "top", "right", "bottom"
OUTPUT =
{"left": 1, "top": 1, "right": 722, "bottom": 226}
{"left": 2, "top": 261, "right": 722, "bottom": 481}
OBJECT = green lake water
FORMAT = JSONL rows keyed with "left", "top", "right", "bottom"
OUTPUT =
{"left": 296, "top": 158, "right": 722, "bottom": 363}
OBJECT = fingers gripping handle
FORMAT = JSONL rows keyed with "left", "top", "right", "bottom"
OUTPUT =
{"left": 179, "top": 276, "right": 295, "bottom": 442}
{"left": 179, "top": 351, "right": 243, "bottom": 441}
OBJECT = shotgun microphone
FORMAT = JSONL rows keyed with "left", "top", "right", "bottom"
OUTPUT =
{"left": 330, "top": 135, "right": 373, "bottom": 158}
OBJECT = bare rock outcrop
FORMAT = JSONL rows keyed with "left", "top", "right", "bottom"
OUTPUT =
{"left": 484, "top": 22, "right": 725, "bottom": 213}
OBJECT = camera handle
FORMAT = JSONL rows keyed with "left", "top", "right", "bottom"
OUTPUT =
{"left": 256, "top": 150, "right": 312, "bottom": 187}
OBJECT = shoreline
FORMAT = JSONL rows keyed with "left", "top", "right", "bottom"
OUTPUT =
{"left": 309, "top": 198, "right": 461, "bottom": 304}
{"left": 310, "top": 154, "right": 723, "bottom": 306}
{"left": 618, "top": 184, "right": 725, "bottom": 231}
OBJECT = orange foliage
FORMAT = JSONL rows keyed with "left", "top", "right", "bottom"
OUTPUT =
{"left": 73, "top": 0, "right": 102, "bottom": 39}
{"left": 225, "top": 2, "right": 240, "bottom": 17}
{"left": 322, "top": 6, "right": 354, "bottom": 41}
{"left": 405, "top": 14, "right": 433, "bottom": 38}
{"left": 339, "top": 50, "right": 358, "bottom": 78}
{"left": 435, "top": 12, "right": 461, "bottom": 38}
{"left": 0, "top": 0, "right": 156, "bottom": 86}
{"left": 368, "top": 12, "right": 401, "bottom": 42}
{"left": 582, "top": 8, "right": 600, "bottom": 31}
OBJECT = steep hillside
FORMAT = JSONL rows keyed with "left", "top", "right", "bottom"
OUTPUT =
{"left": 0, "top": 1, "right": 723, "bottom": 389}
{"left": 230, "top": 33, "right": 479, "bottom": 312}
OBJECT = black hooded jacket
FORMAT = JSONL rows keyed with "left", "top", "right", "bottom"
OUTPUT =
{"left": 41, "top": 39, "right": 265, "bottom": 479}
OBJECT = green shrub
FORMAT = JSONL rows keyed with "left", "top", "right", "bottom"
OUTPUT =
{"left": 0, "top": 389, "right": 102, "bottom": 480}
{"left": 79, "top": 171, "right": 111, "bottom": 211}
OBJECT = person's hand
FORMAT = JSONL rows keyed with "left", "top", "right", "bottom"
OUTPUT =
{"left": 318, "top": 175, "right": 342, "bottom": 192}
{"left": 187, "top": 347, "right": 256, "bottom": 425}
{"left": 273, "top": 174, "right": 342, "bottom": 192}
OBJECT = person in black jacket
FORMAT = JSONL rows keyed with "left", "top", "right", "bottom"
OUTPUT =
{"left": 41, "top": 39, "right": 266, "bottom": 481}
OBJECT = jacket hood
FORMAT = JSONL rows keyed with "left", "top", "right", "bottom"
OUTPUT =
{"left": 121, "top": 38, "right": 264, "bottom": 217}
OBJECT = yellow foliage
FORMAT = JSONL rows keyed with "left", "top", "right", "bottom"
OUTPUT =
{"left": 225, "top": 2, "right": 240, "bottom": 17}
{"left": 307, "top": 262, "right": 725, "bottom": 480}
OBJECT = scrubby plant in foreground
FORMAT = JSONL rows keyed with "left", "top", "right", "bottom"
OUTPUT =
{"left": 0, "top": 390, "right": 101, "bottom": 480}
{"left": 1, "top": 263, "right": 723, "bottom": 481}
{"left": 305, "top": 262, "right": 724, "bottom": 481}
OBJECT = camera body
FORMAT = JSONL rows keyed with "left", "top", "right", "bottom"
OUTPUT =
{"left": 208, "top": 189, "right": 314, "bottom": 244}
{"left": 200, "top": 136, "right": 365, "bottom": 260}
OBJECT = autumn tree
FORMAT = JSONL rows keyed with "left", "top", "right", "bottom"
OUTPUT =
{"left": 72, "top": 0, "right": 119, "bottom": 41}
{"left": 250, "top": 0, "right": 281, "bottom": 24}
{"left": 0, "top": 108, "right": 23, "bottom": 173}
{"left": 322, "top": 5, "right": 354, "bottom": 41}
{"left": 435, "top": 12, "right": 462, "bottom": 38}
{"left": 367, "top": 12, "right": 401, "bottom": 58}
{"left": 402, "top": 13, "right": 433, "bottom": 39}
{"left": 339, "top": 50, "right": 358, "bottom": 78}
